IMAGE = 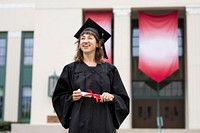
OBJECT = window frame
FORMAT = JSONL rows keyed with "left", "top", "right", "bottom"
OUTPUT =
{"left": 18, "top": 32, "right": 34, "bottom": 123}
{"left": 0, "top": 32, "right": 7, "bottom": 121}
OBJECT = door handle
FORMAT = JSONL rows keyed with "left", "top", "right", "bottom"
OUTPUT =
{"left": 157, "top": 116, "right": 163, "bottom": 127}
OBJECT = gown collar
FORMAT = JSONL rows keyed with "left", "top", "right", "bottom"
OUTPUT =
{"left": 74, "top": 61, "right": 106, "bottom": 73}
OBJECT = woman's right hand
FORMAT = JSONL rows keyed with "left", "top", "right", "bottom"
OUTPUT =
{"left": 72, "top": 89, "right": 82, "bottom": 102}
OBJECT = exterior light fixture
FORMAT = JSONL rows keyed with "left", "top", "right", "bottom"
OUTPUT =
{"left": 48, "top": 72, "right": 58, "bottom": 97}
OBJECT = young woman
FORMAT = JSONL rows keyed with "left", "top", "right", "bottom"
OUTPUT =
{"left": 52, "top": 18, "right": 129, "bottom": 133}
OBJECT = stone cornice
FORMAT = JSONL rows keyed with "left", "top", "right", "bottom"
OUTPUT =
{"left": 0, "top": 3, "right": 35, "bottom": 9}
{"left": 186, "top": 7, "right": 200, "bottom": 14}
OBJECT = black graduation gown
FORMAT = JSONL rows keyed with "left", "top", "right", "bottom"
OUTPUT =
{"left": 52, "top": 61, "right": 129, "bottom": 133}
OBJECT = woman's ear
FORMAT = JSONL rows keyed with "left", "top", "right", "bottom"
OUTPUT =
{"left": 96, "top": 43, "right": 101, "bottom": 48}
{"left": 78, "top": 43, "right": 81, "bottom": 49}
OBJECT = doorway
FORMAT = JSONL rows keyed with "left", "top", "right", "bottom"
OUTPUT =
{"left": 131, "top": 17, "right": 185, "bottom": 128}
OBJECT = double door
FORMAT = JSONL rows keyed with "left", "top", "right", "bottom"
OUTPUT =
{"left": 132, "top": 99, "right": 184, "bottom": 128}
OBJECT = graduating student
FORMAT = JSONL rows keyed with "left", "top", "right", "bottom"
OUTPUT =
{"left": 52, "top": 18, "right": 129, "bottom": 133}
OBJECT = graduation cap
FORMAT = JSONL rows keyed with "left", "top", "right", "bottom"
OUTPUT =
{"left": 74, "top": 18, "right": 111, "bottom": 59}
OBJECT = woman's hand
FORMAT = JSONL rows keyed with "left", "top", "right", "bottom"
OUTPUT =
{"left": 100, "top": 92, "right": 114, "bottom": 102}
{"left": 72, "top": 89, "right": 82, "bottom": 102}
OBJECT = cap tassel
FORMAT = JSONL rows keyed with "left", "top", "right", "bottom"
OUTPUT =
{"left": 102, "top": 45, "right": 108, "bottom": 59}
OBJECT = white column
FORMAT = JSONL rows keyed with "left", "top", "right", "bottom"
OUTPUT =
{"left": 113, "top": 8, "right": 132, "bottom": 129}
{"left": 186, "top": 7, "right": 200, "bottom": 130}
{"left": 4, "top": 31, "right": 21, "bottom": 121}
{"left": 31, "top": 8, "right": 82, "bottom": 124}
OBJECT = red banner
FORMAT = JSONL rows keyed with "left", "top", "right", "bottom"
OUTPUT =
{"left": 85, "top": 11, "right": 112, "bottom": 63}
{"left": 138, "top": 11, "right": 179, "bottom": 82}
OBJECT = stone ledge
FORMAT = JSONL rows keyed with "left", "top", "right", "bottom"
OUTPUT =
{"left": 11, "top": 124, "right": 200, "bottom": 133}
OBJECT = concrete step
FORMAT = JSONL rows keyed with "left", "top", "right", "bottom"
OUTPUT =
{"left": 118, "top": 129, "right": 200, "bottom": 133}
{"left": 11, "top": 124, "right": 200, "bottom": 133}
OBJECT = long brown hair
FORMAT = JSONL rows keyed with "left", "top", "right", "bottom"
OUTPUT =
{"left": 74, "top": 31, "right": 105, "bottom": 64}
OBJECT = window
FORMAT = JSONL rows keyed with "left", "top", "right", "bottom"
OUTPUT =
{"left": 0, "top": 32, "right": 7, "bottom": 121}
{"left": 24, "top": 38, "right": 33, "bottom": 65}
{"left": 20, "top": 86, "right": 31, "bottom": 120}
{"left": 133, "top": 81, "right": 184, "bottom": 98}
{"left": 0, "top": 37, "right": 6, "bottom": 66}
{"left": 19, "top": 32, "right": 34, "bottom": 122}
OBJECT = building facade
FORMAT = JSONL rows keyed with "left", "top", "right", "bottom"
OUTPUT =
{"left": 1, "top": 0, "right": 200, "bottom": 132}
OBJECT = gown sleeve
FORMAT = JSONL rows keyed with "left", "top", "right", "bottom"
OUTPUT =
{"left": 109, "top": 66, "right": 130, "bottom": 129}
{"left": 52, "top": 65, "right": 74, "bottom": 129}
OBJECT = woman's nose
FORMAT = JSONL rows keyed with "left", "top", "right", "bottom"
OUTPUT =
{"left": 83, "top": 39, "right": 89, "bottom": 42}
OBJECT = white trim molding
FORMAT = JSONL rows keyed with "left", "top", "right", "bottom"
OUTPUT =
{"left": 0, "top": 3, "right": 35, "bottom": 9}
{"left": 186, "top": 7, "right": 200, "bottom": 14}
{"left": 8, "top": 31, "right": 22, "bottom": 38}
{"left": 113, "top": 8, "right": 131, "bottom": 16}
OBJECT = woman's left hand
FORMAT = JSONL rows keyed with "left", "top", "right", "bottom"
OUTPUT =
{"left": 100, "top": 92, "right": 114, "bottom": 102}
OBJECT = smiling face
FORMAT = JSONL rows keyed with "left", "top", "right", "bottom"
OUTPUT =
{"left": 74, "top": 30, "right": 104, "bottom": 63}
{"left": 79, "top": 33, "right": 99, "bottom": 57}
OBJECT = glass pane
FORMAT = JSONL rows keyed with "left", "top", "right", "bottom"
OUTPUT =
{"left": 24, "top": 57, "right": 32, "bottom": 65}
{"left": 0, "top": 38, "right": 6, "bottom": 66}
{"left": 21, "top": 86, "right": 31, "bottom": 119}
{"left": 0, "top": 87, "right": 3, "bottom": 96}
{"left": 0, "top": 57, "right": 5, "bottom": 65}
{"left": 0, "top": 48, "right": 5, "bottom": 56}
{"left": 25, "top": 38, "right": 33, "bottom": 47}
{"left": 23, "top": 38, "right": 33, "bottom": 65}
{"left": 132, "top": 47, "right": 139, "bottom": 57}
{"left": 24, "top": 47, "right": 33, "bottom": 56}
{"left": 178, "top": 47, "right": 182, "bottom": 56}
{"left": 178, "top": 29, "right": 182, "bottom": 36}
{"left": 178, "top": 38, "right": 182, "bottom": 46}
{"left": 23, "top": 87, "right": 31, "bottom": 97}
{"left": 159, "top": 82, "right": 183, "bottom": 96}
{"left": 133, "top": 29, "right": 139, "bottom": 36}
{"left": 133, "top": 82, "right": 157, "bottom": 97}
{"left": 29, "top": 48, "right": 33, "bottom": 56}
{"left": 0, "top": 39, "right": 6, "bottom": 47}
{"left": 133, "top": 37, "right": 139, "bottom": 47}
{"left": 0, "top": 87, "right": 4, "bottom": 119}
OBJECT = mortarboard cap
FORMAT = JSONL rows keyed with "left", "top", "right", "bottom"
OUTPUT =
{"left": 74, "top": 18, "right": 111, "bottom": 59}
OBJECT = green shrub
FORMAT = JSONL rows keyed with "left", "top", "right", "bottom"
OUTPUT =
{"left": 0, "top": 121, "right": 12, "bottom": 131}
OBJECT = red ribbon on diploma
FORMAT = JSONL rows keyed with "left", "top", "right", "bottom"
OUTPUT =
{"left": 84, "top": 89, "right": 101, "bottom": 102}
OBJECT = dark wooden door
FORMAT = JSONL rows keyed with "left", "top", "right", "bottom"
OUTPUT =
{"left": 132, "top": 99, "right": 184, "bottom": 128}
{"left": 132, "top": 99, "right": 157, "bottom": 128}
{"left": 160, "top": 99, "right": 184, "bottom": 128}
